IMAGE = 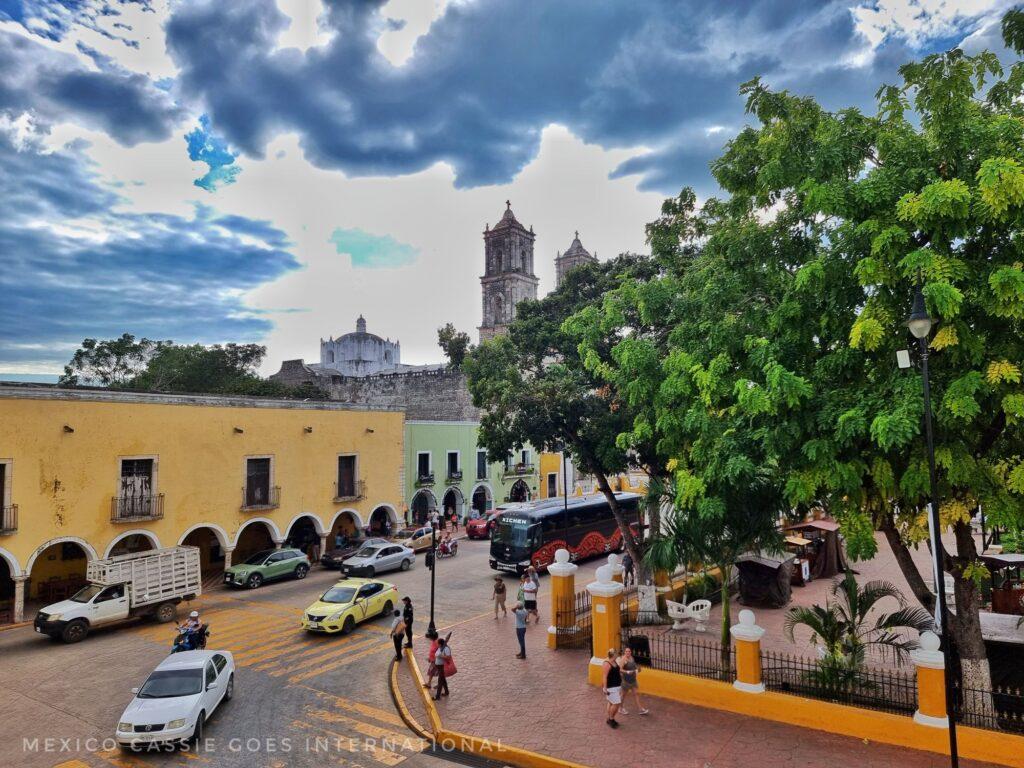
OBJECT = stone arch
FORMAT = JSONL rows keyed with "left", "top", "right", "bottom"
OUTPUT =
{"left": 442, "top": 486, "right": 465, "bottom": 521}
{"left": 508, "top": 479, "right": 530, "bottom": 503}
{"left": 285, "top": 512, "right": 324, "bottom": 538}
{"left": 177, "top": 522, "right": 231, "bottom": 551}
{"left": 284, "top": 513, "right": 322, "bottom": 553}
{"left": 0, "top": 546, "right": 23, "bottom": 578}
{"left": 470, "top": 483, "right": 493, "bottom": 516}
{"left": 26, "top": 537, "right": 97, "bottom": 601}
{"left": 233, "top": 517, "right": 282, "bottom": 548}
{"left": 328, "top": 508, "right": 364, "bottom": 541}
{"left": 26, "top": 536, "right": 97, "bottom": 576}
{"left": 233, "top": 518, "right": 281, "bottom": 563}
{"left": 179, "top": 524, "right": 231, "bottom": 578}
{"left": 410, "top": 489, "right": 437, "bottom": 526}
{"left": 369, "top": 503, "right": 399, "bottom": 535}
{"left": 103, "top": 529, "right": 161, "bottom": 558}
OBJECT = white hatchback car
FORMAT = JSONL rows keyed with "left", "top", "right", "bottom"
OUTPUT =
{"left": 116, "top": 650, "right": 234, "bottom": 749}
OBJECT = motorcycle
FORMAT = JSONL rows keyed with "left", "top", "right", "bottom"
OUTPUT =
{"left": 435, "top": 540, "right": 459, "bottom": 559}
{"left": 170, "top": 623, "right": 209, "bottom": 654}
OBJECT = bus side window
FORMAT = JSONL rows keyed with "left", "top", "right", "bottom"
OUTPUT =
{"left": 542, "top": 516, "right": 559, "bottom": 534}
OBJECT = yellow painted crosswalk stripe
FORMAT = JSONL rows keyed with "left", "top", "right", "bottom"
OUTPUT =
{"left": 301, "top": 686, "right": 406, "bottom": 728}
{"left": 305, "top": 707, "right": 413, "bottom": 743}
{"left": 244, "top": 631, "right": 371, "bottom": 669}
{"left": 269, "top": 635, "right": 383, "bottom": 678}
{"left": 287, "top": 639, "right": 391, "bottom": 684}
{"left": 289, "top": 720, "right": 407, "bottom": 766}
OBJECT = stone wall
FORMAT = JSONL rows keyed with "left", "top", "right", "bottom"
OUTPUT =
{"left": 270, "top": 361, "right": 479, "bottom": 421}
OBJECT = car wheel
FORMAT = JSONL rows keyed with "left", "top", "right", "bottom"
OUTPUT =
{"left": 381, "top": 600, "right": 393, "bottom": 617}
{"left": 224, "top": 674, "right": 234, "bottom": 702}
{"left": 294, "top": 564, "right": 309, "bottom": 580}
{"left": 401, "top": 559, "right": 411, "bottom": 571}
{"left": 155, "top": 602, "right": 177, "bottom": 623}
{"left": 190, "top": 712, "right": 205, "bottom": 747}
{"left": 342, "top": 616, "right": 355, "bottom": 635}
{"left": 62, "top": 619, "right": 88, "bottom": 644}
{"left": 365, "top": 567, "right": 375, "bottom": 578}
{"left": 247, "top": 573, "right": 263, "bottom": 589}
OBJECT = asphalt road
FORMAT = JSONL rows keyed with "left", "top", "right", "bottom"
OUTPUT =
{"left": 0, "top": 535, "right": 555, "bottom": 768}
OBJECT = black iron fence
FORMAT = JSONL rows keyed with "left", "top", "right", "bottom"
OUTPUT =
{"left": 760, "top": 649, "right": 917, "bottom": 716}
{"left": 333, "top": 479, "right": 366, "bottom": 501}
{"left": 621, "top": 626, "right": 735, "bottom": 682}
{"left": 956, "top": 682, "right": 1024, "bottom": 734}
{"left": 110, "top": 494, "right": 164, "bottom": 522}
{"left": 0, "top": 504, "right": 16, "bottom": 534}
{"left": 241, "top": 484, "right": 280, "bottom": 511}
{"left": 553, "top": 589, "right": 593, "bottom": 650}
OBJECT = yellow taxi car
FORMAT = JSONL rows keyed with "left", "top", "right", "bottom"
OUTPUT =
{"left": 390, "top": 525, "right": 434, "bottom": 552}
{"left": 301, "top": 578, "right": 400, "bottom": 635}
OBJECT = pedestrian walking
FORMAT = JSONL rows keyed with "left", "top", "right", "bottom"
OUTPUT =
{"left": 433, "top": 637, "right": 452, "bottom": 699}
{"left": 512, "top": 602, "right": 528, "bottom": 659}
{"left": 389, "top": 610, "right": 405, "bottom": 661}
{"left": 402, "top": 596, "right": 414, "bottom": 648}
{"left": 523, "top": 570, "right": 539, "bottom": 625}
{"left": 492, "top": 576, "right": 507, "bottom": 618}
{"left": 451, "top": 508, "right": 459, "bottom": 532}
{"left": 516, "top": 573, "right": 527, "bottom": 606}
{"left": 602, "top": 648, "right": 623, "bottom": 728}
{"left": 310, "top": 535, "right": 321, "bottom": 564}
{"left": 618, "top": 647, "right": 648, "bottom": 715}
{"left": 621, "top": 551, "right": 634, "bottom": 588}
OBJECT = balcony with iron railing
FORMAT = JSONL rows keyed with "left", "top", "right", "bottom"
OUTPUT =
{"left": 110, "top": 494, "right": 164, "bottom": 522}
{"left": 503, "top": 462, "right": 535, "bottom": 477}
{"left": 241, "top": 485, "right": 280, "bottom": 511}
{"left": 446, "top": 469, "right": 463, "bottom": 482}
{"left": 416, "top": 472, "right": 435, "bottom": 487}
{"left": 0, "top": 504, "right": 17, "bottom": 534}
{"left": 334, "top": 479, "right": 366, "bottom": 502}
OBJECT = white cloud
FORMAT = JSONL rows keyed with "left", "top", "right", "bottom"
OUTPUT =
{"left": 851, "top": 0, "right": 1008, "bottom": 49}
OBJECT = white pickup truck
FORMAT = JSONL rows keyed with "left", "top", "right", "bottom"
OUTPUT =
{"left": 34, "top": 546, "right": 202, "bottom": 643}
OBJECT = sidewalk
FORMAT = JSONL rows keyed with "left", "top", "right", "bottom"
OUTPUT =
{"left": 417, "top": 587, "right": 1000, "bottom": 768}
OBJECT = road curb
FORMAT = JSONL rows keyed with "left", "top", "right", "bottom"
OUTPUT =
{"left": 0, "top": 620, "right": 30, "bottom": 632}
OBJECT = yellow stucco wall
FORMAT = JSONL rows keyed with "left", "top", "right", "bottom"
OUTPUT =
{"left": 0, "top": 390, "right": 404, "bottom": 588}
{"left": 538, "top": 452, "right": 562, "bottom": 498}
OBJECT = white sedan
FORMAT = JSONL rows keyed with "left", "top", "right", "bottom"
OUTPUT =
{"left": 116, "top": 650, "right": 234, "bottom": 749}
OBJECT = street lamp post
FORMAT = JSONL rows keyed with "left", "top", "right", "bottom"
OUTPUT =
{"left": 906, "top": 285, "right": 959, "bottom": 768}
{"left": 562, "top": 447, "right": 570, "bottom": 538}
{"left": 425, "top": 516, "right": 438, "bottom": 640}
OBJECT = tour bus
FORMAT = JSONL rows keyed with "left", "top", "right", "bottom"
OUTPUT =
{"left": 489, "top": 492, "right": 641, "bottom": 575}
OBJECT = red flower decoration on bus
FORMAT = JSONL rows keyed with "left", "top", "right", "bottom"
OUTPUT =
{"left": 575, "top": 531, "right": 609, "bottom": 560}
{"left": 532, "top": 540, "right": 565, "bottom": 571}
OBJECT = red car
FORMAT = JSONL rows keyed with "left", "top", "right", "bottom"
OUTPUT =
{"left": 466, "top": 509, "right": 505, "bottom": 539}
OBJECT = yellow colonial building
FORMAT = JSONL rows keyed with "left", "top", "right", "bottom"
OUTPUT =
{"left": 0, "top": 385, "right": 404, "bottom": 623}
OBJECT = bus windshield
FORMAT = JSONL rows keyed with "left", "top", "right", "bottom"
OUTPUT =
{"left": 494, "top": 519, "right": 535, "bottom": 549}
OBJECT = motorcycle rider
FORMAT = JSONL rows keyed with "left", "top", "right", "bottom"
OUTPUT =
{"left": 173, "top": 610, "right": 203, "bottom": 650}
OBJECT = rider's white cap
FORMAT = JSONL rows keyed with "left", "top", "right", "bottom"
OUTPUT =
{"left": 190, "top": 610, "right": 199, "bottom": 618}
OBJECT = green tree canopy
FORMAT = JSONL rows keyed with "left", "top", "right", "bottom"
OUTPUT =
{"left": 437, "top": 323, "right": 472, "bottom": 370}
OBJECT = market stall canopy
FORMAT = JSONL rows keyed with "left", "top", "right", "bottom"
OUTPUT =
{"left": 982, "top": 553, "right": 1024, "bottom": 570}
{"left": 783, "top": 517, "right": 849, "bottom": 579}
{"left": 785, "top": 535, "right": 812, "bottom": 547}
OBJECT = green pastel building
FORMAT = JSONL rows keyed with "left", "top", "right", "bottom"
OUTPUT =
{"left": 402, "top": 420, "right": 539, "bottom": 526}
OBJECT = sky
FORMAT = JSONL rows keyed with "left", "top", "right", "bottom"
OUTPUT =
{"left": 0, "top": 0, "right": 1017, "bottom": 377}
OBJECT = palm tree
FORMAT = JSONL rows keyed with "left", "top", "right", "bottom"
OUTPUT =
{"left": 784, "top": 571, "right": 933, "bottom": 688}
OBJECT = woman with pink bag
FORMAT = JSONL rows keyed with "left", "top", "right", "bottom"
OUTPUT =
{"left": 432, "top": 636, "right": 455, "bottom": 700}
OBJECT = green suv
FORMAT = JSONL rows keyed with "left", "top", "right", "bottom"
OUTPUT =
{"left": 224, "top": 548, "right": 310, "bottom": 588}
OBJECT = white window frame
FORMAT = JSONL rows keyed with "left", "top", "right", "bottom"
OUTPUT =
{"left": 336, "top": 453, "right": 359, "bottom": 498}
{"left": 520, "top": 448, "right": 530, "bottom": 465}
{"left": 446, "top": 450, "right": 461, "bottom": 476}
{"left": 116, "top": 454, "right": 159, "bottom": 497}
{"left": 243, "top": 454, "right": 275, "bottom": 495}
{"left": 417, "top": 451, "right": 432, "bottom": 477}
{"left": 0, "top": 458, "right": 12, "bottom": 509}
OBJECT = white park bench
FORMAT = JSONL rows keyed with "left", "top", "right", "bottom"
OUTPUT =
{"left": 666, "top": 598, "right": 712, "bottom": 632}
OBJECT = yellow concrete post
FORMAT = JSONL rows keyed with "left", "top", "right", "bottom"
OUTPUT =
{"left": 607, "top": 553, "right": 624, "bottom": 583}
{"left": 912, "top": 631, "right": 949, "bottom": 728}
{"left": 729, "top": 609, "right": 765, "bottom": 693}
{"left": 587, "top": 564, "right": 624, "bottom": 685}
{"left": 547, "top": 548, "right": 578, "bottom": 649}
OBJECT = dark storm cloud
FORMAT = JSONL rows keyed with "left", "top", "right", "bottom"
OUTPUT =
{"left": 0, "top": 135, "right": 299, "bottom": 367}
{"left": 163, "top": 0, "right": 992, "bottom": 194}
{"left": 0, "top": 29, "right": 182, "bottom": 144}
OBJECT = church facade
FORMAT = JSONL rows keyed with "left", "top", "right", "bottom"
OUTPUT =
{"left": 319, "top": 315, "right": 403, "bottom": 377}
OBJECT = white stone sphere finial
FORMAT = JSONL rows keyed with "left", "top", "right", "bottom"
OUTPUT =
{"left": 919, "top": 630, "right": 941, "bottom": 652}
{"left": 607, "top": 553, "right": 620, "bottom": 568}
{"left": 739, "top": 609, "right": 756, "bottom": 627}
{"left": 596, "top": 564, "right": 613, "bottom": 584}
{"left": 554, "top": 548, "right": 570, "bottom": 565}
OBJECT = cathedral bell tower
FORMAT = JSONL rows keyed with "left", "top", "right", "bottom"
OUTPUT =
{"left": 478, "top": 201, "right": 539, "bottom": 342}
